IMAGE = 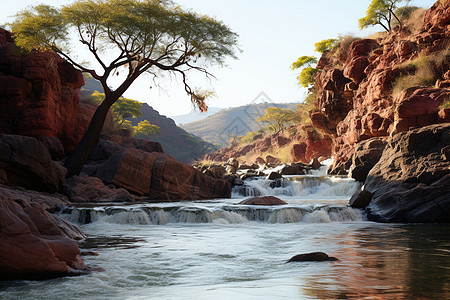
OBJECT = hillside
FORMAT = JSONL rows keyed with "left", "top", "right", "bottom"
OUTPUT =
{"left": 182, "top": 102, "right": 298, "bottom": 147}
{"left": 129, "top": 104, "right": 217, "bottom": 163}
{"left": 170, "top": 107, "right": 223, "bottom": 125}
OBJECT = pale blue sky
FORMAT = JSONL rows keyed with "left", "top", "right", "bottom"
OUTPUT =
{"left": 1, "top": 0, "right": 438, "bottom": 116}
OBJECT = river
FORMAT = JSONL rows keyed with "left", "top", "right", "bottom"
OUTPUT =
{"left": 1, "top": 165, "right": 449, "bottom": 299}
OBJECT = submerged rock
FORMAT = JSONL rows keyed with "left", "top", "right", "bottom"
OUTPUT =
{"left": 287, "top": 252, "right": 339, "bottom": 262}
{"left": 238, "top": 196, "right": 287, "bottom": 206}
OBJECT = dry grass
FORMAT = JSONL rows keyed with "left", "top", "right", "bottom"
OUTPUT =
{"left": 392, "top": 48, "right": 450, "bottom": 98}
{"left": 367, "top": 31, "right": 388, "bottom": 41}
{"left": 403, "top": 8, "right": 426, "bottom": 34}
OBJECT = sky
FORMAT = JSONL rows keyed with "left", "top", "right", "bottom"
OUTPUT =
{"left": 1, "top": 0, "right": 438, "bottom": 116}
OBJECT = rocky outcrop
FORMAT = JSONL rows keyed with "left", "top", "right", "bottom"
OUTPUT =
{"left": 0, "top": 186, "right": 87, "bottom": 280}
{"left": 64, "top": 175, "right": 136, "bottom": 203}
{"left": 81, "top": 139, "right": 231, "bottom": 201}
{"left": 350, "top": 124, "right": 450, "bottom": 223}
{"left": 238, "top": 196, "right": 287, "bottom": 206}
{"left": 0, "top": 28, "right": 85, "bottom": 153}
{"left": 311, "top": 1, "right": 450, "bottom": 173}
{"left": 0, "top": 134, "right": 65, "bottom": 193}
{"left": 349, "top": 137, "right": 388, "bottom": 182}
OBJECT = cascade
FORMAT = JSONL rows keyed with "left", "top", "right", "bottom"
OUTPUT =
{"left": 61, "top": 204, "right": 364, "bottom": 225}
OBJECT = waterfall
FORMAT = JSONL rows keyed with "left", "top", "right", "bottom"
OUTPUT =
{"left": 60, "top": 204, "right": 365, "bottom": 226}
{"left": 232, "top": 176, "right": 361, "bottom": 199}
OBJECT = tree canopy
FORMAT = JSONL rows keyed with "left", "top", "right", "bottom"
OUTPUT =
{"left": 8, "top": 0, "right": 239, "bottom": 177}
{"left": 314, "top": 39, "right": 338, "bottom": 54}
{"left": 359, "top": 0, "right": 410, "bottom": 31}
{"left": 90, "top": 91, "right": 143, "bottom": 125}
{"left": 134, "top": 120, "right": 160, "bottom": 138}
{"left": 290, "top": 56, "right": 318, "bottom": 88}
{"left": 257, "top": 107, "right": 296, "bottom": 133}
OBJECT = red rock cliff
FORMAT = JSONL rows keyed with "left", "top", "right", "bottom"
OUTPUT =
{"left": 311, "top": 1, "right": 450, "bottom": 173}
{"left": 0, "top": 28, "right": 85, "bottom": 153}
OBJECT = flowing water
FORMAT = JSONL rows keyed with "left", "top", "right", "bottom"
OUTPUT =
{"left": 1, "top": 166, "right": 449, "bottom": 299}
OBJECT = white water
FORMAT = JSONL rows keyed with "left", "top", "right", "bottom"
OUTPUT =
{"left": 2, "top": 170, "right": 449, "bottom": 300}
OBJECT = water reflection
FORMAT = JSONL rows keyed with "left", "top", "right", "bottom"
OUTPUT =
{"left": 79, "top": 235, "right": 145, "bottom": 250}
{"left": 300, "top": 224, "right": 450, "bottom": 299}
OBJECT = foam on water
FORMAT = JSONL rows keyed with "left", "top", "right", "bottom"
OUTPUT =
{"left": 61, "top": 203, "right": 364, "bottom": 226}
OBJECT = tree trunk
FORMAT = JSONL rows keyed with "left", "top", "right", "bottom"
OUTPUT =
{"left": 64, "top": 99, "right": 116, "bottom": 178}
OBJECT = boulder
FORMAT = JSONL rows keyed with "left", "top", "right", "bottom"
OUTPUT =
{"left": 0, "top": 134, "right": 64, "bottom": 193}
{"left": 0, "top": 189, "right": 87, "bottom": 280}
{"left": 204, "top": 164, "right": 227, "bottom": 179}
{"left": 265, "top": 155, "right": 281, "bottom": 164}
{"left": 149, "top": 153, "right": 231, "bottom": 201}
{"left": 279, "top": 164, "right": 305, "bottom": 176}
{"left": 349, "top": 137, "right": 388, "bottom": 182}
{"left": 267, "top": 172, "right": 282, "bottom": 180}
{"left": 238, "top": 196, "right": 287, "bottom": 206}
{"left": 64, "top": 175, "right": 136, "bottom": 203}
{"left": 96, "top": 148, "right": 154, "bottom": 196}
{"left": 359, "top": 124, "right": 450, "bottom": 223}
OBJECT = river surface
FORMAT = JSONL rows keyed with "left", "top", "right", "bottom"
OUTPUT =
{"left": 1, "top": 166, "right": 449, "bottom": 299}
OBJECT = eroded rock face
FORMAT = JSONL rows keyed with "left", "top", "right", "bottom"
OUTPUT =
{"left": 85, "top": 139, "right": 231, "bottom": 201}
{"left": 352, "top": 124, "right": 450, "bottom": 223}
{"left": 311, "top": 2, "right": 450, "bottom": 173}
{"left": 0, "top": 29, "right": 85, "bottom": 153}
{"left": 0, "top": 134, "right": 65, "bottom": 193}
{"left": 0, "top": 187, "right": 87, "bottom": 280}
{"left": 349, "top": 137, "right": 388, "bottom": 182}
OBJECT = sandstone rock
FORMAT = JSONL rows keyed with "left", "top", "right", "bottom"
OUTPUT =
{"left": 308, "top": 158, "right": 322, "bottom": 170}
{"left": 361, "top": 124, "right": 450, "bottom": 223}
{"left": 267, "top": 172, "right": 282, "bottom": 180}
{"left": 204, "top": 164, "right": 227, "bottom": 179}
{"left": 392, "top": 88, "right": 450, "bottom": 134}
{"left": 0, "top": 134, "right": 64, "bottom": 193}
{"left": 96, "top": 148, "right": 155, "bottom": 196}
{"left": 349, "top": 190, "right": 373, "bottom": 209}
{"left": 0, "top": 29, "right": 85, "bottom": 153}
{"left": 149, "top": 152, "right": 231, "bottom": 200}
{"left": 37, "top": 136, "right": 65, "bottom": 160}
{"left": 279, "top": 164, "right": 305, "bottom": 176}
{"left": 255, "top": 156, "right": 266, "bottom": 165}
{"left": 349, "top": 137, "right": 388, "bottom": 182}
{"left": 0, "top": 190, "right": 87, "bottom": 280}
{"left": 291, "top": 142, "right": 307, "bottom": 163}
{"left": 343, "top": 56, "right": 370, "bottom": 84}
{"left": 64, "top": 175, "right": 136, "bottom": 203}
{"left": 265, "top": 155, "right": 281, "bottom": 164}
{"left": 287, "top": 252, "right": 338, "bottom": 263}
{"left": 238, "top": 196, "right": 287, "bottom": 206}
{"left": 227, "top": 157, "right": 239, "bottom": 169}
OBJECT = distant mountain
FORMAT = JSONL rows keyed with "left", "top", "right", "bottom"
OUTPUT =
{"left": 181, "top": 102, "right": 298, "bottom": 147}
{"left": 170, "top": 107, "right": 223, "bottom": 125}
{"left": 82, "top": 76, "right": 217, "bottom": 163}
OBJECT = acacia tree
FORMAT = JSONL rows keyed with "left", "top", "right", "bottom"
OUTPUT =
{"left": 8, "top": 0, "right": 238, "bottom": 177}
{"left": 257, "top": 107, "right": 296, "bottom": 134}
{"left": 290, "top": 55, "right": 318, "bottom": 88}
{"left": 359, "top": 0, "right": 410, "bottom": 32}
